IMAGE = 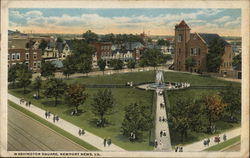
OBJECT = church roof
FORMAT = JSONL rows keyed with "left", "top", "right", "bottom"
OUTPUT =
{"left": 175, "top": 20, "right": 190, "bottom": 29}
{"left": 197, "top": 33, "right": 230, "bottom": 46}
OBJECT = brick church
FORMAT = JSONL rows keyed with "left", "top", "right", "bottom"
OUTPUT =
{"left": 174, "top": 20, "right": 233, "bottom": 75}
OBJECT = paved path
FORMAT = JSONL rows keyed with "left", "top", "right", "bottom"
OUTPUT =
{"left": 8, "top": 106, "right": 87, "bottom": 151}
{"left": 8, "top": 93, "right": 125, "bottom": 151}
{"left": 182, "top": 128, "right": 241, "bottom": 152}
{"left": 154, "top": 89, "right": 172, "bottom": 151}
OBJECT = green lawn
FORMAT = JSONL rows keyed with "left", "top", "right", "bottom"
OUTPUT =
{"left": 8, "top": 70, "right": 241, "bottom": 150}
{"left": 204, "top": 136, "right": 240, "bottom": 151}
{"left": 8, "top": 101, "right": 99, "bottom": 151}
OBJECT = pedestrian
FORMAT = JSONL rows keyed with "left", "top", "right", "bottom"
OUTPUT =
{"left": 107, "top": 137, "right": 111, "bottom": 146}
{"left": 104, "top": 138, "right": 106, "bottom": 147}
{"left": 154, "top": 139, "right": 158, "bottom": 148}
{"left": 160, "top": 130, "right": 163, "bottom": 137}
{"left": 159, "top": 116, "right": 161, "bottom": 122}
{"left": 81, "top": 129, "right": 85, "bottom": 135}
{"left": 179, "top": 147, "right": 183, "bottom": 152}
{"left": 25, "top": 101, "right": 28, "bottom": 107}
{"left": 159, "top": 140, "right": 162, "bottom": 149}
{"left": 175, "top": 146, "right": 179, "bottom": 152}
{"left": 130, "top": 132, "right": 133, "bottom": 142}
{"left": 45, "top": 111, "right": 48, "bottom": 118}
{"left": 28, "top": 101, "right": 31, "bottom": 107}
{"left": 53, "top": 115, "right": 56, "bottom": 123}
{"left": 78, "top": 129, "right": 82, "bottom": 136}
{"left": 56, "top": 115, "right": 59, "bottom": 122}
{"left": 48, "top": 111, "right": 51, "bottom": 118}
{"left": 162, "top": 117, "right": 165, "bottom": 122}
{"left": 223, "top": 134, "right": 227, "bottom": 141}
{"left": 132, "top": 133, "right": 136, "bottom": 142}
{"left": 203, "top": 139, "right": 207, "bottom": 146}
{"left": 207, "top": 138, "right": 210, "bottom": 146}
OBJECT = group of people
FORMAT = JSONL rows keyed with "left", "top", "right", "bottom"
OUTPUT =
{"left": 129, "top": 132, "right": 136, "bottom": 142}
{"left": 44, "top": 111, "right": 59, "bottom": 123}
{"left": 154, "top": 139, "right": 162, "bottom": 148}
{"left": 103, "top": 137, "right": 112, "bottom": 147}
{"left": 203, "top": 134, "right": 227, "bottom": 147}
{"left": 159, "top": 116, "right": 167, "bottom": 122}
{"left": 19, "top": 98, "right": 31, "bottom": 107}
{"left": 160, "top": 130, "right": 167, "bottom": 137}
{"left": 78, "top": 129, "right": 85, "bottom": 136}
{"left": 175, "top": 146, "right": 183, "bottom": 152}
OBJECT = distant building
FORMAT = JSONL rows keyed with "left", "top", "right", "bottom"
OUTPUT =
{"left": 174, "top": 20, "right": 233, "bottom": 75}
{"left": 8, "top": 38, "right": 42, "bottom": 73}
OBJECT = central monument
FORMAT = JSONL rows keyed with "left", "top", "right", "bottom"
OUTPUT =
{"left": 155, "top": 71, "right": 164, "bottom": 86}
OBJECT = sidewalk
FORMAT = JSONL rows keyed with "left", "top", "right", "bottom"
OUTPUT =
{"left": 8, "top": 93, "right": 125, "bottom": 152}
{"left": 154, "top": 90, "right": 172, "bottom": 151}
{"left": 182, "top": 128, "right": 241, "bottom": 152}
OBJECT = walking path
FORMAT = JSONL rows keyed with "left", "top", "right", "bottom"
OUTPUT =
{"left": 8, "top": 93, "right": 125, "bottom": 152}
{"left": 154, "top": 89, "right": 172, "bottom": 151}
{"left": 182, "top": 127, "right": 241, "bottom": 152}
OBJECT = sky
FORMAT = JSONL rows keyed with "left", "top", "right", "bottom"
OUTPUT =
{"left": 9, "top": 8, "right": 241, "bottom": 36}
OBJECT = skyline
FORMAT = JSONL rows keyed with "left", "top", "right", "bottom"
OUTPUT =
{"left": 9, "top": 8, "right": 241, "bottom": 36}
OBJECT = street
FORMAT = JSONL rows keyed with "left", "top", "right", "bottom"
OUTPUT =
{"left": 8, "top": 105, "right": 87, "bottom": 151}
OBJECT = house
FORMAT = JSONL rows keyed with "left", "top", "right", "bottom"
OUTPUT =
{"left": 174, "top": 20, "right": 233, "bottom": 75}
{"left": 8, "top": 38, "right": 42, "bottom": 73}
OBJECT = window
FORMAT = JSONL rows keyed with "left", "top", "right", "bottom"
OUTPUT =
{"left": 12, "top": 54, "right": 15, "bottom": 60}
{"left": 33, "top": 52, "right": 37, "bottom": 59}
{"left": 191, "top": 48, "right": 200, "bottom": 56}
{"left": 33, "top": 62, "right": 37, "bottom": 68}
{"left": 26, "top": 53, "right": 29, "bottom": 60}
{"left": 25, "top": 62, "right": 29, "bottom": 67}
{"left": 16, "top": 53, "right": 20, "bottom": 60}
{"left": 37, "top": 62, "right": 41, "bottom": 68}
{"left": 8, "top": 54, "right": 10, "bottom": 61}
{"left": 178, "top": 34, "right": 183, "bottom": 42}
{"left": 179, "top": 48, "right": 181, "bottom": 54}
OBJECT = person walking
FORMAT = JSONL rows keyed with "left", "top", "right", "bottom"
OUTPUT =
{"left": 45, "top": 111, "right": 47, "bottom": 118}
{"left": 159, "top": 116, "right": 161, "bottom": 122}
{"left": 56, "top": 115, "right": 59, "bottom": 122}
{"left": 223, "top": 134, "right": 227, "bottom": 141}
{"left": 53, "top": 115, "right": 56, "bottom": 123}
{"left": 107, "top": 137, "right": 112, "bottom": 146}
{"left": 175, "top": 146, "right": 179, "bottom": 152}
{"left": 179, "top": 147, "right": 183, "bottom": 152}
{"left": 78, "top": 129, "right": 82, "bottom": 136}
{"left": 48, "top": 111, "right": 51, "bottom": 118}
{"left": 103, "top": 138, "right": 107, "bottom": 147}
{"left": 132, "top": 133, "right": 136, "bottom": 142}
{"left": 28, "top": 101, "right": 31, "bottom": 107}
{"left": 154, "top": 139, "right": 158, "bottom": 148}
{"left": 160, "top": 130, "right": 163, "bottom": 137}
{"left": 81, "top": 129, "right": 85, "bottom": 135}
{"left": 207, "top": 138, "right": 210, "bottom": 146}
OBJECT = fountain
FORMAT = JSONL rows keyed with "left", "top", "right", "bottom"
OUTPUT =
{"left": 137, "top": 70, "right": 190, "bottom": 91}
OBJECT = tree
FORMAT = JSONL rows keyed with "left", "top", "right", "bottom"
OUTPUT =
{"left": 62, "top": 55, "right": 77, "bottom": 78}
{"left": 65, "top": 83, "right": 88, "bottom": 113}
{"left": 56, "top": 37, "right": 63, "bottom": 43}
{"left": 97, "top": 59, "right": 106, "bottom": 75}
{"left": 232, "top": 53, "right": 241, "bottom": 70}
{"left": 121, "top": 102, "right": 152, "bottom": 141}
{"left": 40, "top": 61, "right": 56, "bottom": 78}
{"left": 168, "top": 98, "right": 193, "bottom": 142}
{"left": 206, "top": 37, "right": 225, "bottom": 72}
{"left": 39, "top": 39, "right": 48, "bottom": 54}
{"left": 32, "top": 76, "right": 42, "bottom": 99}
{"left": 77, "top": 54, "right": 92, "bottom": 76}
{"left": 201, "top": 95, "right": 227, "bottom": 133}
{"left": 91, "top": 89, "right": 115, "bottom": 127}
{"left": 100, "top": 33, "right": 115, "bottom": 43}
{"left": 140, "top": 49, "right": 163, "bottom": 69}
{"left": 139, "top": 58, "right": 147, "bottom": 70}
{"left": 43, "top": 77, "right": 66, "bottom": 106}
{"left": 220, "top": 86, "right": 241, "bottom": 122}
{"left": 71, "top": 39, "right": 95, "bottom": 56}
{"left": 157, "top": 39, "right": 170, "bottom": 46}
{"left": 127, "top": 59, "right": 136, "bottom": 71}
{"left": 16, "top": 64, "right": 32, "bottom": 94}
{"left": 82, "top": 30, "right": 98, "bottom": 44}
{"left": 110, "top": 59, "right": 123, "bottom": 70}
{"left": 8, "top": 64, "right": 21, "bottom": 88}
{"left": 185, "top": 56, "right": 196, "bottom": 72}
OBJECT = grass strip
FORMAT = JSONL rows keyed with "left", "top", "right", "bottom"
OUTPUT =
{"left": 204, "top": 135, "right": 240, "bottom": 151}
{"left": 8, "top": 100, "right": 99, "bottom": 151}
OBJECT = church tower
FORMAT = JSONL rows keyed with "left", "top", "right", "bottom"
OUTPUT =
{"left": 174, "top": 20, "right": 190, "bottom": 71}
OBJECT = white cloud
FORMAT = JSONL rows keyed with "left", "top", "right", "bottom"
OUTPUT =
{"left": 213, "top": 16, "right": 230, "bottom": 23}
{"left": 224, "top": 17, "right": 241, "bottom": 27}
